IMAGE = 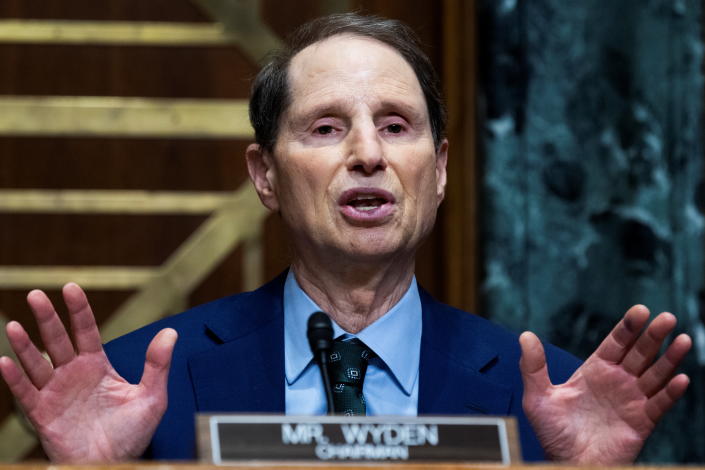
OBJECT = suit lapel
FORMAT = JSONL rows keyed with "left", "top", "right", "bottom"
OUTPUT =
{"left": 418, "top": 290, "right": 513, "bottom": 416}
{"left": 184, "top": 274, "right": 513, "bottom": 416}
{"left": 188, "top": 272, "right": 287, "bottom": 413}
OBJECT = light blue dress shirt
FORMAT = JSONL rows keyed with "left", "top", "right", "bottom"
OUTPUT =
{"left": 284, "top": 270, "right": 421, "bottom": 416}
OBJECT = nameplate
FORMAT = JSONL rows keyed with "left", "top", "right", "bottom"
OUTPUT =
{"left": 197, "top": 414, "right": 520, "bottom": 465}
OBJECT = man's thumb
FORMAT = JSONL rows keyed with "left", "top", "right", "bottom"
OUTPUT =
{"left": 141, "top": 328, "right": 177, "bottom": 391}
{"left": 519, "top": 331, "right": 551, "bottom": 394}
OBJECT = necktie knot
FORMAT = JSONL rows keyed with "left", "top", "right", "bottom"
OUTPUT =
{"left": 327, "top": 338, "right": 376, "bottom": 416}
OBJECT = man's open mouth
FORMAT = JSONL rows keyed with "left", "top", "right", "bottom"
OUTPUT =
{"left": 339, "top": 188, "right": 395, "bottom": 207}
{"left": 338, "top": 188, "right": 396, "bottom": 221}
{"left": 347, "top": 195, "right": 389, "bottom": 211}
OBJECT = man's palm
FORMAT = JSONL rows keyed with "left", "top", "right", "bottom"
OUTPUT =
{"left": 0, "top": 284, "right": 176, "bottom": 462}
{"left": 520, "top": 305, "right": 691, "bottom": 464}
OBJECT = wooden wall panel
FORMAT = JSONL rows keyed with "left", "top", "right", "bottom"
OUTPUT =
{"left": 439, "top": 0, "right": 479, "bottom": 313}
{"left": 261, "top": 0, "right": 328, "bottom": 39}
{"left": 190, "top": 246, "right": 245, "bottom": 305}
{"left": 0, "top": 214, "right": 206, "bottom": 265}
{"left": 0, "top": 1, "right": 260, "bottom": 460}
{"left": 0, "top": 139, "right": 250, "bottom": 190}
{"left": 0, "top": 1, "right": 210, "bottom": 22}
{"left": 0, "top": 45, "right": 257, "bottom": 98}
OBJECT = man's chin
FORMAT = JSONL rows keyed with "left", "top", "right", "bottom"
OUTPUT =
{"left": 335, "top": 236, "right": 416, "bottom": 264}
{"left": 292, "top": 227, "right": 419, "bottom": 268}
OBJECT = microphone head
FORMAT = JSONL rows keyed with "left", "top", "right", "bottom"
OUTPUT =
{"left": 307, "top": 311, "right": 333, "bottom": 354}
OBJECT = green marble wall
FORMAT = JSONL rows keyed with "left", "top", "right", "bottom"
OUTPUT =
{"left": 478, "top": 0, "right": 704, "bottom": 463}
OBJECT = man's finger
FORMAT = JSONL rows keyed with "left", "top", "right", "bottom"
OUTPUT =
{"left": 637, "top": 333, "right": 692, "bottom": 397}
{"left": 644, "top": 373, "right": 689, "bottom": 424}
{"left": 27, "top": 290, "right": 76, "bottom": 367}
{"left": 519, "top": 331, "right": 552, "bottom": 395}
{"left": 620, "top": 312, "right": 677, "bottom": 376}
{"left": 140, "top": 328, "right": 178, "bottom": 392}
{"left": 63, "top": 283, "right": 103, "bottom": 354}
{"left": 0, "top": 356, "right": 40, "bottom": 413}
{"left": 5, "top": 321, "right": 53, "bottom": 388}
{"left": 594, "top": 305, "right": 650, "bottom": 363}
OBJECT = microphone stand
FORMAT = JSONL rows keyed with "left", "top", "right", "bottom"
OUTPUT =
{"left": 316, "top": 346, "right": 335, "bottom": 415}
{"left": 307, "top": 312, "right": 335, "bottom": 415}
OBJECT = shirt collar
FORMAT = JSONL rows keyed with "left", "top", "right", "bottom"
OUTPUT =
{"left": 283, "top": 270, "right": 422, "bottom": 396}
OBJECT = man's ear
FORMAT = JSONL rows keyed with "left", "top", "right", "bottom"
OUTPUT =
{"left": 246, "top": 143, "right": 280, "bottom": 211}
{"left": 435, "top": 139, "right": 449, "bottom": 206}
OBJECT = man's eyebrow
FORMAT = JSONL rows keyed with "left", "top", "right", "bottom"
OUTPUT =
{"left": 377, "top": 100, "right": 427, "bottom": 123}
{"left": 287, "top": 98, "right": 428, "bottom": 130}
{"left": 289, "top": 102, "right": 353, "bottom": 126}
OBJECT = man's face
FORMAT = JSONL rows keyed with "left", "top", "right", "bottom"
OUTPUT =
{"left": 248, "top": 34, "right": 447, "bottom": 264}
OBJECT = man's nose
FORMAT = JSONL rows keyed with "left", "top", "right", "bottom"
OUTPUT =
{"left": 346, "top": 125, "right": 387, "bottom": 175}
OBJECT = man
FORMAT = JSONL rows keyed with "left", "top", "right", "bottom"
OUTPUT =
{"left": 0, "top": 13, "right": 692, "bottom": 464}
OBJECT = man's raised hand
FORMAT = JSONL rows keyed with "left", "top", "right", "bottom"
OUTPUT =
{"left": 519, "top": 304, "right": 691, "bottom": 464}
{"left": 0, "top": 283, "right": 177, "bottom": 463}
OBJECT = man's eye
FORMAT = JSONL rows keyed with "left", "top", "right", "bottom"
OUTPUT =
{"left": 387, "top": 123, "right": 403, "bottom": 133}
{"left": 315, "top": 125, "right": 334, "bottom": 135}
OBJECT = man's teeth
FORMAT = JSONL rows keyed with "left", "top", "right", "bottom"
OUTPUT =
{"left": 349, "top": 196, "right": 385, "bottom": 211}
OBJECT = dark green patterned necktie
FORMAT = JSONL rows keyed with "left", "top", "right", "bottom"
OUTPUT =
{"left": 327, "top": 338, "right": 376, "bottom": 416}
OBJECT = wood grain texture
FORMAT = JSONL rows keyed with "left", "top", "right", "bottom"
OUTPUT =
{"left": 439, "top": 0, "right": 479, "bottom": 313}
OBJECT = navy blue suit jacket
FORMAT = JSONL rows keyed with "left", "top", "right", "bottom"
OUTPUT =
{"left": 105, "top": 271, "right": 581, "bottom": 462}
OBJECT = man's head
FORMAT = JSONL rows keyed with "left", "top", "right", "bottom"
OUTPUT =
{"left": 249, "top": 13, "right": 446, "bottom": 153}
{"left": 246, "top": 14, "right": 448, "bottom": 268}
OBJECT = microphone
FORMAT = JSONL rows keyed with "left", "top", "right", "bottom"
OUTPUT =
{"left": 307, "top": 312, "right": 335, "bottom": 414}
